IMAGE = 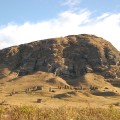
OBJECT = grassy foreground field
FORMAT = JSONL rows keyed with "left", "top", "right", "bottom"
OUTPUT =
{"left": 0, "top": 105, "right": 120, "bottom": 120}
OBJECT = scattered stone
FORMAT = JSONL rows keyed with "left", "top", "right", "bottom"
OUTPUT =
{"left": 33, "top": 86, "right": 44, "bottom": 91}
{"left": 37, "top": 99, "right": 42, "bottom": 103}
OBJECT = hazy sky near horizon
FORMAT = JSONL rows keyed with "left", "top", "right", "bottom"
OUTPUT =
{"left": 0, "top": 0, "right": 120, "bottom": 50}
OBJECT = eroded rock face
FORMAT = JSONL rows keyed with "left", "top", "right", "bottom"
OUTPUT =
{"left": 0, "top": 34, "right": 120, "bottom": 79}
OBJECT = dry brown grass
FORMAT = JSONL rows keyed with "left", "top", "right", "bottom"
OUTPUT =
{"left": 0, "top": 105, "right": 120, "bottom": 120}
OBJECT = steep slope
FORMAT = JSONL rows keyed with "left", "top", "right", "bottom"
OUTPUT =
{"left": 0, "top": 34, "right": 120, "bottom": 85}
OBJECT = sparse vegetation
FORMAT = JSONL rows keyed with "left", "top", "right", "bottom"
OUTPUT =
{"left": 0, "top": 105, "right": 120, "bottom": 120}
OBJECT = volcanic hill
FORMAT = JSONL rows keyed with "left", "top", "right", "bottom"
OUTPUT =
{"left": 0, "top": 34, "right": 120, "bottom": 106}
{"left": 0, "top": 34, "right": 120, "bottom": 80}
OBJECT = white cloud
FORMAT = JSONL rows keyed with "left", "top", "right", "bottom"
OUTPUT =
{"left": 0, "top": 10, "right": 120, "bottom": 51}
{"left": 63, "top": 0, "right": 81, "bottom": 7}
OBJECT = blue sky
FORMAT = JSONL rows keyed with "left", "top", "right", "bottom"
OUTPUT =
{"left": 0, "top": 0, "right": 120, "bottom": 50}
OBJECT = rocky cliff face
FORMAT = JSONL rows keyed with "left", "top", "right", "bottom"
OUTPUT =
{"left": 0, "top": 34, "right": 120, "bottom": 79}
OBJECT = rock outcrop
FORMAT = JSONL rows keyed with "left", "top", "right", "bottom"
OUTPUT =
{"left": 0, "top": 34, "right": 120, "bottom": 80}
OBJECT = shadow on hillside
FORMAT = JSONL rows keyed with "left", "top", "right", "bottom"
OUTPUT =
{"left": 92, "top": 91, "right": 119, "bottom": 96}
{"left": 54, "top": 93, "right": 71, "bottom": 99}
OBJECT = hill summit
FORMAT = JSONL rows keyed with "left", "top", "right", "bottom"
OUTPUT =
{"left": 0, "top": 34, "right": 120, "bottom": 82}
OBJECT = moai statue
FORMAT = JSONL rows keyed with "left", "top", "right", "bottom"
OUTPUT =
{"left": 47, "top": 64, "right": 52, "bottom": 72}
{"left": 28, "top": 88, "right": 31, "bottom": 92}
{"left": 25, "top": 88, "right": 31, "bottom": 93}
{"left": 12, "top": 89, "right": 16, "bottom": 94}
{"left": 49, "top": 87, "right": 52, "bottom": 92}
{"left": 90, "top": 85, "right": 93, "bottom": 90}
{"left": 59, "top": 86, "right": 62, "bottom": 89}
{"left": 80, "top": 85, "right": 83, "bottom": 90}
{"left": 9, "top": 93, "right": 13, "bottom": 96}
{"left": 65, "top": 85, "right": 67, "bottom": 89}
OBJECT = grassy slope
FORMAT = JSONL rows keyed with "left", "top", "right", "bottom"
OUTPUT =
{"left": 0, "top": 71, "right": 119, "bottom": 109}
